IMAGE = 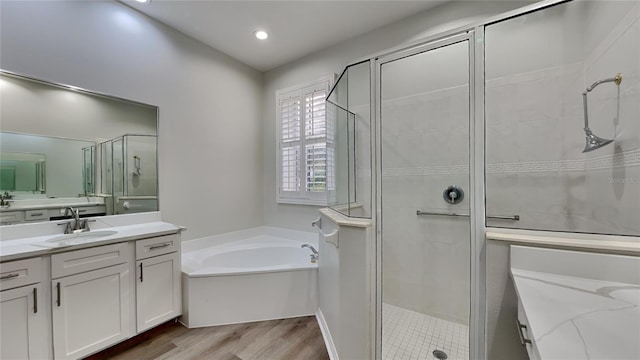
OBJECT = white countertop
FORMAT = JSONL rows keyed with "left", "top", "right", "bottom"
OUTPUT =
{"left": 512, "top": 269, "right": 640, "bottom": 360}
{"left": 511, "top": 245, "right": 640, "bottom": 360}
{"left": 0, "top": 221, "right": 181, "bottom": 262}
{"left": 0, "top": 197, "right": 106, "bottom": 211}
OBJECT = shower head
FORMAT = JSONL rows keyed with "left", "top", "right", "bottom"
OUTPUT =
{"left": 582, "top": 130, "right": 613, "bottom": 153}
{"left": 581, "top": 73, "right": 621, "bottom": 153}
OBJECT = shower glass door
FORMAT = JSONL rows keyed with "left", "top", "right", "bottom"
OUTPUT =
{"left": 380, "top": 37, "right": 471, "bottom": 360}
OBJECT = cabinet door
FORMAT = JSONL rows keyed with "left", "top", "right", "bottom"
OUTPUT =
{"left": 0, "top": 284, "right": 46, "bottom": 360}
{"left": 52, "top": 263, "right": 131, "bottom": 360}
{"left": 136, "top": 252, "right": 181, "bottom": 332}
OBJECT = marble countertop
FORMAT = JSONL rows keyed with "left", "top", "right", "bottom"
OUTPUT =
{"left": 511, "top": 268, "right": 640, "bottom": 359}
{"left": 0, "top": 221, "right": 181, "bottom": 262}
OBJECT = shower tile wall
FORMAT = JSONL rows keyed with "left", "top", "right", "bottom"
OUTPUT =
{"left": 382, "top": 84, "right": 470, "bottom": 324}
{"left": 485, "top": 0, "right": 640, "bottom": 236}
{"left": 125, "top": 136, "right": 157, "bottom": 196}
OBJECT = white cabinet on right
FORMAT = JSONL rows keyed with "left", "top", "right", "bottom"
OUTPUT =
{"left": 135, "top": 234, "right": 181, "bottom": 333}
{"left": 511, "top": 245, "right": 640, "bottom": 360}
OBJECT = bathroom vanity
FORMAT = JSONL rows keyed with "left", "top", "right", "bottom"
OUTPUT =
{"left": 0, "top": 200, "right": 106, "bottom": 225}
{"left": 0, "top": 218, "right": 182, "bottom": 360}
{"left": 510, "top": 246, "right": 640, "bottom": 360}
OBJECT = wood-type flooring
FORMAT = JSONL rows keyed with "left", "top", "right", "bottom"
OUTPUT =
{"left": 85, "top": 316, "right": 330, "bottom": 360}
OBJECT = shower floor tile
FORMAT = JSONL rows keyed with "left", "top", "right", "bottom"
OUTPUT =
{"left": 383, "top": 303, "right": 469, "bottom": 360}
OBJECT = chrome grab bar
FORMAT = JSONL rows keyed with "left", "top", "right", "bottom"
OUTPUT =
{"left": 416, "top": 210, "right": 520, "bottom": 221}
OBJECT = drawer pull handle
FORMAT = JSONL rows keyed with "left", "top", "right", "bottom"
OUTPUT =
{"left": 149, "top": 243, "right": 171, "bottom": 250}
{"left": 140, "top": 262, "right": 144, "bottom": 283}
{"left": 56, "top": 282, "right": 61, "bottom": 307}
{"left": 0, "top": 273, "right": 20, "bottom": 280}
{"left": 29, "top": 213, "right": 44, "bottom": 217}
{"left": 517, "top": 319, "right": 532, "bottom": 346}
{"left": 33, "top": 287, "right": 38, "bottom": 314}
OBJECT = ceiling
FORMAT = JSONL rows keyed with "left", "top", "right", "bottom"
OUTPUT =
{"left": 123, "top": 1, "right": 445, "bottom": 72}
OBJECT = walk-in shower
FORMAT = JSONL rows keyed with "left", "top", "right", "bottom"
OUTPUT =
{"left": 326, "top": 0, "right": 639, "bottom": 359}
{"left": 582, "top": 73, "right": 622, "bottom": 153}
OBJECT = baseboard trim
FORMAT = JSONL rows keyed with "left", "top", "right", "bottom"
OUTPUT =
{"left": 316, "top": 308, "right": 339, "bottom": 360}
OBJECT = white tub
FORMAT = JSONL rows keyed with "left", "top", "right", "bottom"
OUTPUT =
{"left": 180, "top": 226, "right": 318, "bottom": 328}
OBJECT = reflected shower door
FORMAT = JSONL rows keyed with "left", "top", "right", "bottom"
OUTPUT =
{"left": 380, "top": 39, "right": 471, "bottom": 360}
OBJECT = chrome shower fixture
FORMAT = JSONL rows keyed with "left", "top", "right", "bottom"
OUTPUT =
{"left": 133, "top": 155, "right": 141, "bottom": 176}
{"left": 581, "top": 73, "right": 622, "bottom": 153}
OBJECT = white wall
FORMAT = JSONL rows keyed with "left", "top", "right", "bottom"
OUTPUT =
{"left": 0, "top": 1, "right": 264, "bottom": 240}
{"left": 262, "top": 1, "right": 533, "bottom": 232}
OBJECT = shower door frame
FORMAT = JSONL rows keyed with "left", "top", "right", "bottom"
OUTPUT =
{"left": 372, "top": 30, "right": 487, "bottom": 360}
{"left": 354, "top": 2, "right": 574, "bottom": 359}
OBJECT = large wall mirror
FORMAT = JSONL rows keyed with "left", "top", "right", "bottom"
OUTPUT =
{"left": 0, "top": 71, "right": 158, "bottom": 225}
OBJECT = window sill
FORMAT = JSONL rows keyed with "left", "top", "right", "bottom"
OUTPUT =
{"left": 276, "top": 198, "right": 328, "bottom": 206}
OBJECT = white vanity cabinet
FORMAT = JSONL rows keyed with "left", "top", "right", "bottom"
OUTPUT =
{"left": 51, "top": 243, "right": 132, "bottom": 360}
{"left": 0, "top": 221, "right": 182, "bottom": 360}
{"left": 135, "top": 234, "right": 181, "bottom": 333}
{"left": 0, "top": 211, "right": 24, "bottom": 225}
{"left": 0, "top": 258, "right": 47, "bottom": 360}
{"left": 516, "top": 298, "right": 540, "bottom": 360}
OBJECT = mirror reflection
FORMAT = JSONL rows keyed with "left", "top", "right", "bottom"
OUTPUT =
{"left": 0, "top": 71, "right": 158, "bottom": 225}
{"left": 0, "top": 150, "right": 46, "bottom": 193}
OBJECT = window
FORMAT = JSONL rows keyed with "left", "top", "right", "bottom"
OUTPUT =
{"left": 277, "top": 77, "right": 334, "bottom": 205}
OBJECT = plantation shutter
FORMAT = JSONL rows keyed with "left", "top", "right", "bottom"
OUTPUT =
{"left": 304, "top": 87, "right": 328, "bottom": 194}
{"left": 280, "top": 91, "right": 301, "bottom": 194}
{"left": 277, "top": 77, "right": 333, "bottom": 204}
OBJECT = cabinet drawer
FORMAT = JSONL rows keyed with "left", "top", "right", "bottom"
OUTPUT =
{"left": 0, "top": 257, "right": 41, "bottom": 291}
{"left": 53, "top": 206, "right": 106, "bottom": 218}
{"left": 25, "top": 210, "right": 49, "bottom": 222}
{"left": 0, "top": 211, "right": 24, "bottom": 225}
{"left": 52, "top": 243, "right": 130, "bottom": 279}
{"left": 136, "top": 234, "right": 179, "bottom": 260}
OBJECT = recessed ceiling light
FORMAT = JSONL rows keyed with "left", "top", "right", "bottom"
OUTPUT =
{"left": 135, "top": 0, "right": 150, "bottom": 3}
{"left": 254, "top": 30, "right": 269, "bottom": 40}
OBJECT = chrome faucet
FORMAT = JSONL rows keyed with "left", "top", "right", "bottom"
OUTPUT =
{"left": 301, "top": 244, "right": 319, "bottom": 263}
{"left": 60, "top": 207, "right": 91, "bottom": 234}
{"left": 0, "top": 192, "right": 13, "bottom": 207}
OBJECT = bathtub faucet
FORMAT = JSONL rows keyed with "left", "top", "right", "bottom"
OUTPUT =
{"left": 301, "top": 244, "right": 319, "bottom": 263}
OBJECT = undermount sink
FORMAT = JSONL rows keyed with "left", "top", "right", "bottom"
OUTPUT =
{"left": 33, "top": 230, "right": 118, "bottom": 248}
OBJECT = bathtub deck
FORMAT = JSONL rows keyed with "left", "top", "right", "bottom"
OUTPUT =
{"left": 86, "top": 316, "right": 329, "bottom": 360}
